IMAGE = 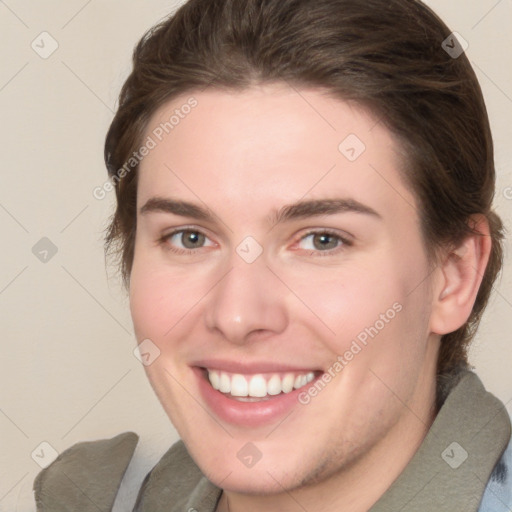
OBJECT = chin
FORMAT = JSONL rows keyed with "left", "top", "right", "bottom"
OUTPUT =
{"left": 210, "top": 465, "right": 298, "bottom": 494}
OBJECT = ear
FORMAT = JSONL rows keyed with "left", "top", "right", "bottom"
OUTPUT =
{"left": 429, "top": 215, "right": 492, "bottom": 335}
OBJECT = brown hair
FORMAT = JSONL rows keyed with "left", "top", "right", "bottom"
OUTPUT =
{"left": 104, "top": 0, "right": 504, "bottom": 382}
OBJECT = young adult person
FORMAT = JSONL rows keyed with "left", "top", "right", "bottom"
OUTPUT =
{"left": 33, "top": 0, "right": 511, "bottom": 510}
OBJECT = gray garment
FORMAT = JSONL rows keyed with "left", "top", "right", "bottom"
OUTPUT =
{"left": 33, "top": 370, "right": 511, "bottom": 511}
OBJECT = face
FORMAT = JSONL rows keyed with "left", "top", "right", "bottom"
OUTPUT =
{"left": 130, "top": 83, "right": 438, "bottom": 494}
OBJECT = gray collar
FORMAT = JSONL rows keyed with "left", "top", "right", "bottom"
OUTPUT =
{"left": 370, "top": 370, "right": 511, "bottom": 511}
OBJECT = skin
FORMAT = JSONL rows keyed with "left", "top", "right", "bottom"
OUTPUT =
{"left": 129, "top": 83, "right": 490, "bottom": 512}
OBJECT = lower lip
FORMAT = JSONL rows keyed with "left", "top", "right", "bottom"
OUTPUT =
{"left": 193, "top": 367, "right": 321, "bottom": 428}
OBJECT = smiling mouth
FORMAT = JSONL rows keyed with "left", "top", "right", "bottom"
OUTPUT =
{"left": 201, "top": 368, "right": 321, "bottom": 401}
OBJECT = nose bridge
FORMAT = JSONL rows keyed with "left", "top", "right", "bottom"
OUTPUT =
{"left": 204, "top": 252, "right": 288, "bottom": 343}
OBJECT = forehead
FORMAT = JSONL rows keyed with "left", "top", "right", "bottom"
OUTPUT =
{"left": 137, "top": 84, "right": 416, "bottom": 221}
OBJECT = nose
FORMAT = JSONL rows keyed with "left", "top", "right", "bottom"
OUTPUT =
{"left": 204, "top": 255, "right": 288, "bottom": 344}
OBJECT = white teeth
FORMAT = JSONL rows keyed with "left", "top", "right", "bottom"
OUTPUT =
{"left": 282, "top": 373, "right": 295, "bottom": 393}
{"left": 209, "top": 370, "right": 220, "bottom": 390}
{"left": 267, "top": 374, "right": 282, "bottom": 395}
{"left": 231, "top": 374, "right": 248, "bottom": 396}
{"left": 219, "top": 372, "right": 231, "bottom": 393}
{"left": 293, "top": 372, "right": 314, "bottom": 389}
{"left": 248, "top": 375, "right": 267, "bottom": 397}
{"left": 206, "top": 369, "right": 317, "bottom": 398}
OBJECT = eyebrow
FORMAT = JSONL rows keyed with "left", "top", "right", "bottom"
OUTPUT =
{"left": 139, "top": 196, "right": 382, "bottom": 225}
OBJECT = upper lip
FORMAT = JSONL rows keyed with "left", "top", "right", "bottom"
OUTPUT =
{"left": 192, "top": 358, "right": 321, "bottom": 374}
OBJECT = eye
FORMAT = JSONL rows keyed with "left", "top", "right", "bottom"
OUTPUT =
{"left": 296, "top": 230, "right": 352, "bottom": 255}
{"left": 160, "top": 228, "right": 215, "bottom": 254}
{"left": 158, "top": 227, "right": 351, "bottom": 257}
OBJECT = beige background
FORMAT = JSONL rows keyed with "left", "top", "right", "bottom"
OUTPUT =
{"left": 1, "top": 0, "right": 511, "bottom": 510}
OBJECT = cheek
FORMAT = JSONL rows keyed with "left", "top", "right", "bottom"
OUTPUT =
{"left": 288, "top": 248, "right": 430, "bottom": 368}
{"left": 129, "top": 271, "right": 164, "bottom": 340}
{"left": 129, "top": 259, "right": 178, "bottom": 341}
{"left": 282, "top": 260, "right": 402, "bottom": 346}
{"left": 129, "top": 255, "right": 213, "bottom": 342}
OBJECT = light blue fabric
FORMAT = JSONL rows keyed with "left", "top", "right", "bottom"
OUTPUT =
{"left": 478, "top": 430, "right": 512, "bottom": 511}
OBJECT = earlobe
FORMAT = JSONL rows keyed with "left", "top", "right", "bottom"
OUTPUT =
{"left": 430, "top": 215, "right": 491, "bottom": 335}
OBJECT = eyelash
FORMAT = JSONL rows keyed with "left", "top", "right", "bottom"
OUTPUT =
{"left": 158, "top": 226, "right": 353, "bottom": 257}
